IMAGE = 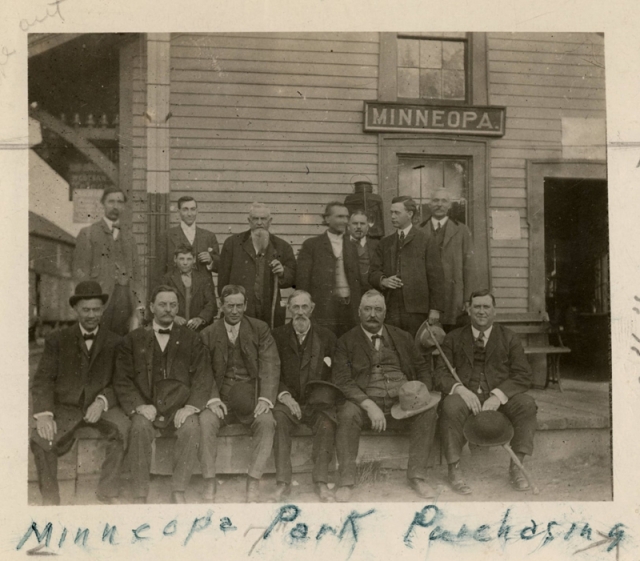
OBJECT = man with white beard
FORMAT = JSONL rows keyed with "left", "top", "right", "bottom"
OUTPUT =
{"left": 270, "top": 290, "right": 339, "bottom": 502}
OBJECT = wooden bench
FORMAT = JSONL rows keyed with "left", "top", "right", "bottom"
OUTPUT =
{"left": 497, "top": 312, "right": 571, "bottom": 391}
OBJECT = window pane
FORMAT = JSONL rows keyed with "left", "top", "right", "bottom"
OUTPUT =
{"left": 442, "top": 41, "right": 465, "bottom": 69}
{"left": 420, "top": 161, "right": 444, "bottom": 195}
{"left": 419, "top": 69, "right": 441, "bottom": 98}
{"left": 398, "top": 67, "right": 420, "bottom": 98}
{"left": 442, "top": 69, "right": 465, "bottom": 100}
{"left": 398, "top": 164, "right": 421, "bottom": 201}
{"left": 443, "top": 161, "right": 466, "bottom": 200}
{"left": 397, "top": 38, "right": 419, "bottom": 67}
{"left": 419, "top": 40, "right": 442, "bottom": 69}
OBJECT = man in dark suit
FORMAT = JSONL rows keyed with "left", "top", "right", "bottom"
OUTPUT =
{"left": 72, "top": 186, "right": 144, "bottom": 336}
{"left": 114, "top": 285, "right": 213, "bottom": 504}
{"left": 369, "top": 196, "right": 445, "bottom": 338}
{"left": 421, "top": 189, "right": 477, "bottom": 332}
{"left": 199, "top": 284, "right": 280, "bottom": 503}
{"left": 271, "top": 290, "right": 338, "bottom": 502}
{"left": 163, "top": 196, "right": 220, "bottom": 275}
{"left": 30, "top": 281, "right": 130, "bottom": 505}
{"left": 218, "top": 202, "right": 296, "bottom": 328}
{"left": 162, "top": 244, "right": 217, "bottom": 331}
{"left": 333, "top": 290, "right": 440, "bottom": 502}
{"left": 297, "top": 201, "right": 363, "bottom": 338}
{"left": 347, "top": 209, "right": 379, "bottom": 292}
{"left": 435, "top": 289, "right": 537, "bottom": 495}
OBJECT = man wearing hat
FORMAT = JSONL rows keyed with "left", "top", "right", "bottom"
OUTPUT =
{"left": 435, "top": 289, "right": 537, "bottom": 494}
{"left": 270, "top": 290, "right": 339, "bottom": 502}
{"left": 73, "top": 186, "right": 144, "bottom": 336}
{"left": 333, "top": 289, "right": 440, "bottom": 502}
{"left": 114, "top": 285, "right": 213, "bottom": 504}
{"left": 30, "top": 281, "right": 130, "bottom": 505}
{"left": 199, "top": 284, "right": 280, "bottom": 503}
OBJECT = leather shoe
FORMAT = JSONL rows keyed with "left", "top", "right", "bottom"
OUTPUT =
{"left": 448, "top": 463, "right": 472, "bottom": 495}
{"left": 271, "top": 482, "right": 291, "bottom": 502}
{"left": 202, "top": 479, "right": 217, "bottom": 502}
{"left": 335, "top": 485, "right": 352, "bottom": 503}
{"left": 509, "top": 465, "right": 530, "bottom": 491}
{"left": 132, "top": 497, "right": 146, "bottom": 504}
{"left": 315, "top": 482, "right": 335, "bottom": 503}
{"left": 246, "top": 477, "right": 260, "bottom": 503}
{"left": 172, "top": 491, "right": 187, "bottom": 504}
{"left": 409, "top": 478, "right": 435, "bottom": 499}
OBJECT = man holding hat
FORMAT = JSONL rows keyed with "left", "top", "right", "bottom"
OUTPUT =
{"left": 73, "top": 185, "right": 144, "bottom": 336}
{"left": 30, "top": 281, "right": 130, "bottom": 505}
{"left": 435, "top": 289, "right": 537, "bottom": 494}
{"left": 199, "top": 284, "right": 280, "bottom": 503}
{"left": 270, "top": 290, "right": 339, "bottom": 502}
{"left": 333, "top": 289, "right": 440, "bottom": 502}
{"left": 114, "top": 285, "right": 213, "bottom": 504}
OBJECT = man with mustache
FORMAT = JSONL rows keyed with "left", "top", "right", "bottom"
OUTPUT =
{"left": 218, "top": 202, "right": 296, "bottom": 328}
{"left": 347, "top": 210, "right": 379, "bottom": 292}
{"left": 270, "top": 290, "right": 338, "bottom": 502}
{"left": 73, "top": 185, "right": 144, "bottom": 336}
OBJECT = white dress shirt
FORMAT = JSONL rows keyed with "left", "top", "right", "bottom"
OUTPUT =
{"left": 180, "top": 221, "right": 197, "bottom": 246}
{"left": 103, "top": 216, "right": 119, "bottom": 240}
{"left": 326, "top": 230, "right": 344, "bottom": 258}
{"left": 361, "top": 326, "right": 384, "bottom": 350}
{"left": 431, "top": 216, "right": 449, "bottom": 231}
{"left": 398, "top": 224, "right": 413, "bottom": 239}
{"left": 152, "top": 320, "right": 173, "bottom": 352}
{"left": 350, "top": 236, "right": 367, "bottom": 247}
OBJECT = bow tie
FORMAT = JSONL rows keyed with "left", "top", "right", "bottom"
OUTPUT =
{"left": 82, "top": 332, "right": 97, "bottom": 341}
{"left": 157, "top": 328, "right": 171, "bottom": 335}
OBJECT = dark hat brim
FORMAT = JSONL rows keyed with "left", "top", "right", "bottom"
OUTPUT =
{"left": 390, "top": 391, "right": 441, "bottom": 419}
{"left": 69, "top": 293, "right": 109, "bottom": 307}
{"left": 304, "top": 380, "right": 344, "bottom": 396}
{"left": 463, "top": 411, "right": 515, "bottom": 447}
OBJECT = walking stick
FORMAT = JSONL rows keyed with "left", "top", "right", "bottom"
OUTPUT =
{"left": 270, "top": 275, "right": 279, "bottom": 329}
{"left": 423, "top": 321, "right": 463, "bottom": 385}
{"left": 502, "top": 443, "right": 540, "bottom": 495}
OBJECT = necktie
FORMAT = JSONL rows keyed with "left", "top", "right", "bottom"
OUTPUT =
{"left": 296, "top": 332, "right": 306, "bottom": 346}
{"left": 475, "top": 331, "right": 485, "bottom": 348}
{"left": 371, "top": 334, "right": 382, "bottom": 350}
{"left": 158, "top": 328, "right": 171, "bottom": 335}
{"left": 435, "top": 222, "right": 441, "bottom": 231}
{"left": 111, "top": 222, "right": 120, "bottom": 240}
{"left": 399, "top": 231, "right": 405, "bottom": 244}
{"left": 83, "top": 332, "right": 96, "bottom": 341}
{"left": 228, "top": 328, "right": 237, "bottom": 344}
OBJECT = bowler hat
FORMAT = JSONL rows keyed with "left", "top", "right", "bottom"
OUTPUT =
{"left": 227, "top": 380, "right": 257, "bottom": 420}
{"left": 463, "top": 410, "right": 514, "bottom": 447}
{"left": 304, "top": 380, "right": 343, "bottom": 407}
{"left": 69, "top": 281, "right": 109, "bottom": 307}
{"left": 390, "top": 381, "right": 441, "bottom": 419}
{"left": 415, "top": 321, "right": 446, "bottom": 353}
{"left": 153, "top": 379, "right": 191, "bottom": 429}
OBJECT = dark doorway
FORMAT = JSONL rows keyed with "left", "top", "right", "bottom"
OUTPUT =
{"left": 544, "top": 178, "right": 610, "bottom": 379}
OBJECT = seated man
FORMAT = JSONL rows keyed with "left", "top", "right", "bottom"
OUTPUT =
{"left": 271, "top": 290, "right": 338, "bottom": 502}
{"left": 199, "top": 285, "right": 279, "bottom": 503}
{"left": 114, "top": 285, "right": 213, "bottom": 504}
{"left": 435, "top": 289, "right": 537, "bottom": 495}
{"left": 162, "top": 244, "right": 218, "bottom": 331}
{"left": 333, "top": 289, "right": 440, "bottom": 502}
{"left": 30, "top": 281, "right": 130, "bottom": 505}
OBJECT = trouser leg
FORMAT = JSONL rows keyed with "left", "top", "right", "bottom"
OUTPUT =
{"left": 172, "top": 415, "right": 200, "bottom": 492}
{"left": 406, "top": 407, "right": 438, "bottom": 480}
{"left": 310, "top": 412, "right": 336, "bottom": 484}
{"left": 500, "top": 393, "right": 537, "bottom": 457}
{"left": 248, "top": 411, "right": 276, "bottom": 480}
{"left": 439, "top": 394, "right": 472, "bottom": 464}
{"left": 336, "top": 401, "right": 365, "bottom": 486}
{"left": 30, "top": 437, "right": 60, "bottom": 505}
{"left": 128, "top": 414, "right": 155, "bottom": 499}
{"left": 92, "top": 410, "right": 129, "bottom": 498}
{"left": 273, "top": 406, "right": 295, "bottom": 485}
{"left": 198, "top": 409, "right": 221, "bottom": 480}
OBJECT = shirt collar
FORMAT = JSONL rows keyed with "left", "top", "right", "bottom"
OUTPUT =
{"left": 326, "top": 230, "right": 344, "bottom": 242}
{"left": 350, "top": 236, "right": 366, "bottom": 247}
{"left": 471, "top": 325, "right": 493, "bottom": 341}
{"left": 181, "top": 221, "right": 196, "bottom": 233}
{"left": 103, "top": 216, "right": 115, "bottom": 230}
{"left": 431, "top": 216, "right": 449, "bottom": 229}
{"left": 224, "top": 320, "right": 240, "bottom": 334}
{"left": 79, "top": 325, "right": 99, "bottom": 336}
{"left": 153, "top": 321, "right": 174, "bottom": 333}
{"left": 398, "top": 224, "right": 413, "bottom": 237}
{"left": 361, "top": 325, "right": 383, "bottom": 341}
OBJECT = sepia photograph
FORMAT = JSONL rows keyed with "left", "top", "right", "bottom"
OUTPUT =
{"left": 26, "top": 31, "right": 611, "bottom": 508}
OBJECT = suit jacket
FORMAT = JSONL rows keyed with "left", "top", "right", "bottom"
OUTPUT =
{"left": 296, "top": 232, "right": 363, "bottom": 324}
{"left": 349, "top": 237, "right": 379, "bottom": 292}
{"left": 421, "top": 219, "right": 477, "bottom": 325}
{"left": 434, "top": 323, "right": 532, "bottom": 398}
{"left": 31, "top": 324, "right": 121, "bottom": 415}
{"left": 333, "top": 324, "right": 433, "bottom": 405}
{"left": 164, "top": 224, "right": 220, "bottom": 274}
{"left": 369, "top": 225, "right": 445, "bottom": 315}
{"left": 200, "top": 316, "right": 280, "bottom": 404}
{"left": 114, "top": 324, "right": 213, "bottom": 415}
{"left": 218, "top": 230, "right": 296, "bottom": 327}
{"left": 72, "top": 219, "right": 144, "bottom": 307}
{"left": 271, "top": 321, "right": 337, "bottom": 403}
{"left": 161, "top": 269, "right": 218, "bottom": 325}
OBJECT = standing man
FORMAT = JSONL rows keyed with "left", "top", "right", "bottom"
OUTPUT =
{"left": 199, "top": 285, "right": 280, "bottom": 503}
{"left": 271, "top": 290, "right": 338, "bottom": 502}
{"left": 369, "top": 196, "right": 445, "bottom": 338}
{"left": 421, "top": 189, "right": 477, "bottom": 331}
{"left": 30, "top": 281, "right": 130, "bottom": 505}
{"left": 164, "top": 196, "right": 220, "bottom": 274}
{"left": 435, "top": 290, "right": 537, "bottom": 495}
{"left": 218, "top": 202, "right": 296, "bottom": 328}
{"left": 333, "top": 290, "right": 440, "bottom": 502}
{"left": 297, "top": 202, "right": 363, "bottom": 338}
{"left": 347, "top": 209, "right": 379, "bottom": 292}
{"left": 73, "top": 185, "right": 144, "bottom": 336}
{"left": 114, "top": 285, "right": 213, "bottom": 504}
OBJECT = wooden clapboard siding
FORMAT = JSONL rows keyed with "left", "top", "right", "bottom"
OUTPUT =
{"left": 487, "top": 32, "right": 604, "bottom": 311}
{"left": 169, "top": 32, "right": 380, "bottom": 252}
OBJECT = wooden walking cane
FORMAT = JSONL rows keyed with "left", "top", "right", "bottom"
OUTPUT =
{"left": 270, "top": 275, "right": 279, "bottom": 330}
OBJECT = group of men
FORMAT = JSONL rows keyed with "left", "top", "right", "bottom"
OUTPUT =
{"left": 30, "top": 184, "right": 537, "bottom": 505}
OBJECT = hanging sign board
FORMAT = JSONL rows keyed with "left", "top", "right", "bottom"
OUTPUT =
{"left": 364, "top": 102, "right": 506, "bottom": 136}
{"left": 69, "top": 162, "right": 113, "bottom": 223}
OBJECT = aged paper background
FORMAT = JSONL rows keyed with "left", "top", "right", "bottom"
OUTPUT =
{"left": 0, "top": 1, "right": 638, "bottom": 559}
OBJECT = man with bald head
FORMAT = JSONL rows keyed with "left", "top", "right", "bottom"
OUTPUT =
{"left": 218, "top": 202, "right": 296, "bottom": 327}
{"left": 421, "top": 189, "right": 477, "bottom": 332}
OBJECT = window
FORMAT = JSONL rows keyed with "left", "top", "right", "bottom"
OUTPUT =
{"left": 396, "top": 34, "right": 468, "bottom": 102}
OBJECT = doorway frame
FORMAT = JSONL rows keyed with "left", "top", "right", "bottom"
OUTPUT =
{"left": 526, "top": 160, "right": 607, "bottom": 315}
